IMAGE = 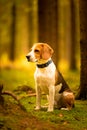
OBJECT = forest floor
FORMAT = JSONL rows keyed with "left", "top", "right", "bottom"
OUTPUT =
{"left": 0, "top": 67, "right": 87, "bottom": 130}
{"left": 0, "top": 102, "right": 67, "bottom": 130}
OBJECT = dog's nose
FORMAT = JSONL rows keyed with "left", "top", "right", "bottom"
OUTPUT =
{"left": 26, "top": 55, "right": 30, "bottom": 61}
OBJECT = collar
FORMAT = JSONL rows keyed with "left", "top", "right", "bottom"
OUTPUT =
{"left": 36, "top": 59, "right": 52, "bottom": 68}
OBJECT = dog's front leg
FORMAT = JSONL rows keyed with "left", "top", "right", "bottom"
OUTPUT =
{"left": 48, "top": 86, "right": 55, "bottom": 112}
{"left": 35, "top": 85, "right": 41, "bottom": 110}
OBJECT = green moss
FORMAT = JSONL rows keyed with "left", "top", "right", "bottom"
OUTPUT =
{"left": 0, "top": 69, "right": 87, "bottom": 130}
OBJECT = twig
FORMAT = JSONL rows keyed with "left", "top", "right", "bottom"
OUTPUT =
{"left": 1, "top": 91, "right": 25, "bottom": 110}
{"left": 2, "top": 91, "right": 19, "bottom": 101}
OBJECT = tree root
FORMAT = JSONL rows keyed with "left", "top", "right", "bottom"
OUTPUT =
{"left": 0, "top": 84, "right": 36, "bottom": 110}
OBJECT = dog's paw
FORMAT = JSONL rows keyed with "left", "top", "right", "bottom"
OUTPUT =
{"left": 47, "top": 108, "right": 53, "bottom": 112}
{"left": 35, "top": 106, "right": 41, "bottom": 111}
{"left": 61, "top": 108, "right": 70, "bottom": 110}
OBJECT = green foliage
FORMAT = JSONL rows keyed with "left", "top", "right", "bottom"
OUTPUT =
{"left": 0, "top": 67, "right": 35, "bottom": 91}
{"left": 0, "top": 68, "right": 87, "bottom": 130}
{"left": 20, "top": 96, "right": 87, "bottom": 130}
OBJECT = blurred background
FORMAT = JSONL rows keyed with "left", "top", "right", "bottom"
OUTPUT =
{"left": 0, "top": 2, "right": 87, "bottom": 129}
{"left": 0, "top": 0, "right": 80, "bottom": 70}
{"left": 0, "top": 0, "right": 80, "bottom": 92}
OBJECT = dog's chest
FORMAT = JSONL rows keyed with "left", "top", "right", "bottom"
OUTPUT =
{"left": 34, "top": 64, "right": 56, "bottom": 93}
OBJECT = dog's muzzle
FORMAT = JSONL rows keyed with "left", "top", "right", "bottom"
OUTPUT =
{"left": 26, "top": 55, "right": 31, "bottom": 61}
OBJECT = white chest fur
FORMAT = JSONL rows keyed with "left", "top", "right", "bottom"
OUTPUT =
{"left": 34, "top": 62, "right": 56, "bottom": 94}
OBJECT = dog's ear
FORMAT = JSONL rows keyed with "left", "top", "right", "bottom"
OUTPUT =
{"left": 41, "top": 43, "right": 54, "bottom": 60}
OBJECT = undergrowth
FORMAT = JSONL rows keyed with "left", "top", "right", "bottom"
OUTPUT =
{"left": 0, "top": 67, "right": 87, "bottom": 130}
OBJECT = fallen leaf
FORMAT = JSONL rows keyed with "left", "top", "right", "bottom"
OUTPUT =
{"left": 59, "top": 113, "right": 63, "bottom": 117}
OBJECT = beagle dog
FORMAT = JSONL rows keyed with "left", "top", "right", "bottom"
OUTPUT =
{"left": 26, "top": 43, "right": 75, "bottom": 112}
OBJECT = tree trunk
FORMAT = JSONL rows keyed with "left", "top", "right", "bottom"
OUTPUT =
{"left": 65, "top": 0, "right": 77, "bottom": 70}
{"left": 76, "top": 0, "right": 87, "bottom": 100}
{"left": 10, "top": 3, "right": 16, "bottom": 61}
{"left": 38, "top": 0, "right": 59, "bottom": 66}
{"left": 28, "top": 0, "right": 38, "bottom": 48}
{"left": 69, "top": 0, "right": 77, "bottom": 70}
{"left": 0, "top": 2, "right": 1, "bottom": 35}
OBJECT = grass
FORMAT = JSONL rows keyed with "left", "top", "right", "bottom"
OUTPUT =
{"left": 0, "top": 65, "right": 87, "bottom": 130}
{"left": 20, "top": 96, "right": 87, "bottom": 130}
{"left": 0, "top": 64, "right": 35, "bottom": 91}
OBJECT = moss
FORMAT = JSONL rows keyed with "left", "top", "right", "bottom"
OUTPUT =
{"left": 0, "top": 69, "right": 87, "bottom": 130}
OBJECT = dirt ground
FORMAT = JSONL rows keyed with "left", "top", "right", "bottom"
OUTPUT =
{"left": 0, "top": 102, "right": 70, "bottom": 130}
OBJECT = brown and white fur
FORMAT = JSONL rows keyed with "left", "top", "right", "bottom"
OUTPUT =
{"left": 26, "top": 43, "right": 75, "bottom": 112}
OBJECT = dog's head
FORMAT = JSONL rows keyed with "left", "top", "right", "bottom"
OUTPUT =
{"left": 26, "top": 43, "right": 54, "bottom": 62}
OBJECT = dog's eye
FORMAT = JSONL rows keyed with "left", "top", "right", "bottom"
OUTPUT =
{"left": 34, "top": 49, "right": 39, "bottom": 53}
